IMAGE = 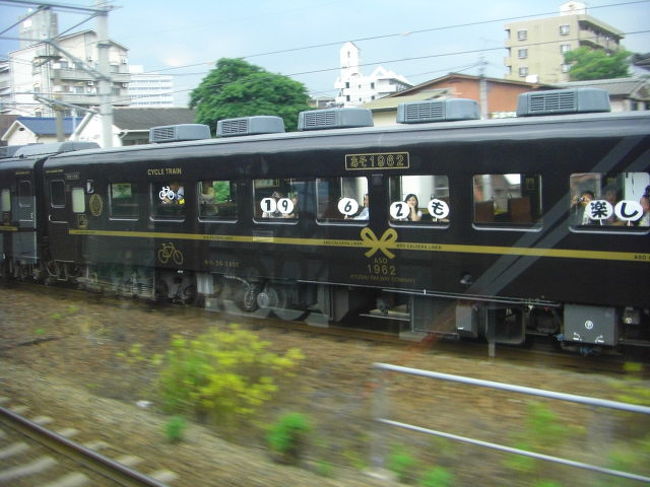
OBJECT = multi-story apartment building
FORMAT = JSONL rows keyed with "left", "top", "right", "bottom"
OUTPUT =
{"left": 334, "top": 42, "right": 412, "bottom": 107}
{"left": 0, "top": 9, "right": 130, "bottom": 117}
{"left": 504, "top": 1, "right": 624, "bottom": 84}
{"left": 126, "top": 65, "right": 174, "bottom": 107}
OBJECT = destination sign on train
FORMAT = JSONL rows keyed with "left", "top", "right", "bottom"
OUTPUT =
{"left": 345, "top": 152, "right": 409, "bottom": 170}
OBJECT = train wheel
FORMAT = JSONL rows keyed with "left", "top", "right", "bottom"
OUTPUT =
{"left": 239, "top": 282, "right": 261, "bottom": 312}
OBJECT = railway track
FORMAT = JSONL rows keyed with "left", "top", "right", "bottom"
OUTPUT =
{"left": 0, "top": 398, "right": 177, "bottom": 487}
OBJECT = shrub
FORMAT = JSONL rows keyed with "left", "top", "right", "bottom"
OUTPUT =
{"left": 266, "top": 412, "right": 311, "bottom": 464}
{"left": 164, "top": 415, "right": 187, "bottom": 443}
{"left": 157, "top": 325, "right": 303, "bottom": 424}
{"left": 419, "top": 466, "right": 454, "bottom": 487}
{"left": 388, "top": 445, "right": 418, "bottom": 483}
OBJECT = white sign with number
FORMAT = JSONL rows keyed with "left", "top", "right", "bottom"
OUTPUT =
{"left": 390, "top": 201, "right": 409, "bottom": 220}
{"left": 338, "top": 197, "right": 359, "bottom": 217}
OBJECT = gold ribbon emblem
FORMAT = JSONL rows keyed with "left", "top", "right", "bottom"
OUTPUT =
{"left": 360, "top": 228, "right": 398, "bottom": 259}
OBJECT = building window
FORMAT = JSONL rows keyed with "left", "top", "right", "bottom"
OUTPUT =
{"left": 560, "top": 44, "right": 571, "bottom": 54}
{"left": 517, "top": 29, "right": 527, "bottom": 41}
{"left": 518, "top": 66, "right": 529, "bottom": 77}
{"left": 561, "top": 63, "right": 571, "bottom": 73}
{"left": 518, "top": 48, "right": 528, "bottom": 59}
{"left": 559, "top": 24, "right": 570, "bottom": 36}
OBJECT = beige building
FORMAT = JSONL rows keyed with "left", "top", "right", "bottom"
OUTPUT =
{"left": 504, "top": 1, "right": 624, "bottom": 84}
{"left": 0, "top": 9, "right": 130, "bottom": 118}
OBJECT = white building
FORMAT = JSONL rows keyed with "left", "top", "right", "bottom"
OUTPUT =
{"left": 334, "top": 42, "right": 412, "bottom": 107}
{"left": 126, "top": 65, "right": 174, "bottom": 107}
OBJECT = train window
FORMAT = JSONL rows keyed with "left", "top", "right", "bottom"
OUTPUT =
{"left": 0, "top": 188, "right": 10, "bottom": 212}
{"left": 50, "top": 180, "right": 66, "bottom": 207}
{"left": 198, "top": 180, "right": 238, "bottom": 220}
{"left": 110, "top": 183, "right": 138, "bottom": 219}
{"left": 316, "top": 177, "right": 369, "bottom": 222}
{"left": 570, "top": 172, "right": 649, "bottom": 228}
{"left": 473, "top": 173, "right": 542, "bottom": 226}
{"left": 254, "top": 178, "right": 304, "bottom": 220}
{"left": 388, "top": 175, "right": 450, "bottom": 225}
{"left": 72, "top": 187, "right": 85, "bottom": 213}
{"left": 18, "top": 181, "right": 32, "bottom": 208}
{"left": 152, "top": 181, "right": 185, "bottom": 220}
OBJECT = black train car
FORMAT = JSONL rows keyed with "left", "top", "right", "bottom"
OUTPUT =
{"left": 0, "top": 142, "right": 98, "bottom": 280}
{"left": 13, "top": 89, "right": 650, "bottom": 354}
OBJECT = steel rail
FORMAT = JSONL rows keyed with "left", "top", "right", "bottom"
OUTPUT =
{"left": 0, "top": 405, "right": 169, "bottom": 487}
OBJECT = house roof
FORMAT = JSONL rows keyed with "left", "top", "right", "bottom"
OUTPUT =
{"left": 362, "top": 90, "right": 450, "bottom": 111}
{"left": 15, "top": 117, "right": 84, "bottom": 136}
{"left": 113, "top": 108, "right": 196, "bottom": 131}
{"left": 390, "top": 73, "right": 552, "bottom": 97}
{"left": 554, "top": 77, "right": 650, "bottom": 100}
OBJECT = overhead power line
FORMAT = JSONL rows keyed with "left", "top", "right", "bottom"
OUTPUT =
{"left": 142, "top": 0, "right": 650, "bottom": 75}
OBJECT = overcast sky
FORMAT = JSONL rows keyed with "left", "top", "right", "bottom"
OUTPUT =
{"left": 1, "top": 0, "right": 648, "bottom": 106}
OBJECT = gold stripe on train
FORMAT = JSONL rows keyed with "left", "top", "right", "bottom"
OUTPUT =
{"left": 68, "top": 228, "right": 650, "bottom": 263}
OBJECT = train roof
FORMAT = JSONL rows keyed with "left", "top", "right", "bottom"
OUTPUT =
{"left": 44, "top": 109, "right": 650, "bottom": 169}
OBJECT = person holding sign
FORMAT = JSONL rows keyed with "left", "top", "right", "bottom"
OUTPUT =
{"left": 403, "top": 194, "right": 422, "bottom": 221}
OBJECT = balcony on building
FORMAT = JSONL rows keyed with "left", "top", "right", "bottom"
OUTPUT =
{"left": 577, "top": 17, "right": 623, "bottom": 51}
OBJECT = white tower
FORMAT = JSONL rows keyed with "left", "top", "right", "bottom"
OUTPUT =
{"left": 339, "top": 41, "right": 361, "bottom": 79}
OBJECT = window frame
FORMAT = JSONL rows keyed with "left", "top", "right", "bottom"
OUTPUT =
{"left": 150, "top": 181, "right": 186, "bottom": 221}
{"left": 387, "top": 174, "right": 451, "bottom": 228}
{"left": 109, "top": 182, "right": 139, "bottom": 220}
{"left": 0, "top": 188, "right": 10, "bottom": 213}
{"left": 49, "top": 180, "right": 66, "bottom": 208}
{"left": 472, "top": 173, "right": 543, "bottom": 230}
{"left": 315, "top": 176, "right": 369, "bottom": 225}
{"left": 198, "top": 179, "right": 239, "bottom": 222}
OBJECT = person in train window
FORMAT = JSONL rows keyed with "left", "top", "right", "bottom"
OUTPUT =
{"left": 161, "top": 181, "right": 185, "bottom": 205}
{"left": 199, "top": 181, "right": 217, "bottom": 215}
{"left": 402, "top": 193, "right": 422, "bottom": 221}
{"left": 571, "top": 190, "right": 595, "bottom": 225}
{"left": 263, "top": 191, "right": 284, "bottom": 218}
{"left": 282, "top": 192, "right": 299, "bottom": 219}
{"left": 352, "top": 193, "right": 369, "bottom": 220}
{"left": 602, "top": 185, "right": 624, "bottom": 225}
{"left": 639, "top": 186, "right": 650, "bottom": 227}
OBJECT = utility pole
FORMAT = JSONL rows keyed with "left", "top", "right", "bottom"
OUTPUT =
{"left": 0, "top": 1, "right": 115, "bottom": 146}
{"left": 478, "top": 56, "right": 488, "bottom": 120}
{"left": 96, "top": 0, "right": 113, "bottom": 148}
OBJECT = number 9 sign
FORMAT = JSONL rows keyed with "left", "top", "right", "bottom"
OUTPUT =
{"left": 276, "top": 197, "right": 294, "bottom": 215}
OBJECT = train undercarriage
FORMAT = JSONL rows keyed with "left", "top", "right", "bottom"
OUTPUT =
{"left": 2, "top": 257, "right": 648, "bottom": 356}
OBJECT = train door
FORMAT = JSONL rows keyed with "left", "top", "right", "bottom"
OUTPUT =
{"left": 46, "top": 178, "right": 79, "bottom": 263}
{"left": 14, "top": 177, "right": 38, "bottom": 266}
{"left": 0, "top": 186, "right": 10, "bottom": 272}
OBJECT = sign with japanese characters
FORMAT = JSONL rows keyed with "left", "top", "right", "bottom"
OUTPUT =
{"left": 345, "top": 152, "right": 409, "bottom": 171}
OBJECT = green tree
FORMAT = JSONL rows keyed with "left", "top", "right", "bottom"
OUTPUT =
{"left": 189, "top": 58, "right": 311, "bottom": 132}
{"left": 563, "top": 47, "right": 631, "bottom": 81}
